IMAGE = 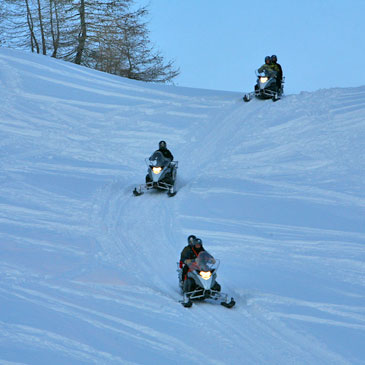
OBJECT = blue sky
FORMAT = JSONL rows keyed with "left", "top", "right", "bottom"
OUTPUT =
{"left": 143, "top": 0, "right": 365, "bottom": 94}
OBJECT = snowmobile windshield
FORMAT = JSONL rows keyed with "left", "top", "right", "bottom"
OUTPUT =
{"left": 148, "top": 151, "right": 170, "bottom": 168}
{"left": 257, "top": 68, "right": 277, "bottom": 78}
{"left": 189, "top": 251, "right": 220, "bottom": 272}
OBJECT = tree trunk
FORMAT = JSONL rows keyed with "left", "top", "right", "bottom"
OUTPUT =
{"left": 74, "top": 0, "right": 86, "bottom": 65}
{"left": 36, "top": 0, "right": 47, "bottom": 54}
{"left": 25, "top": 0, "right": 40, "bottom": 53}
{"left": 49, "top": 0, "right": 60, "bottom": 57}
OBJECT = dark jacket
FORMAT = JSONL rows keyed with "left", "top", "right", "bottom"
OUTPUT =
{"left": 158, "top": 148, "right": 173, "bottom": 161}
{"left": 271, "top": 62, "right": 283, "bottom": 81}
{"left": 180, "top": 244, "right": 205, "bottom": 265}
{"left": 258, "top": 63, "right": 275, "bottom": 74}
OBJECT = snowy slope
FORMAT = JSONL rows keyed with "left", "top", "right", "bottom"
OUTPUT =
{"left": 0, "top": 48, "right": 364, "bottom": 365}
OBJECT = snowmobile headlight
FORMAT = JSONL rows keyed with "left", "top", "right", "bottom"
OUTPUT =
{"left": 152, "top": 166, "right": 162, "bottom": 174}
{"left": 260, "top": 77, "right": 268, "bottom": 83}
{"left": 199, "top": 271, "right": 211, "bottom": 280}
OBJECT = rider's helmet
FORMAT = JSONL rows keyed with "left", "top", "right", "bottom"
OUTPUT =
{"left": 187, "top": 235, "right": 197, "bottom": 245}
{"left": 265, "top": 56, "right": 271, "bottom": 64}
{"left": 195, "top": 238, "right": 202, "bottom": 246}
{"left": 159, "top": 140, "right": 167, "bottom": 150}
{"left": 271, "top": 55, "right": 277, "bottom": 63}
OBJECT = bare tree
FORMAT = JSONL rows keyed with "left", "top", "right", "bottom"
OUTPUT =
{"left": 2, "top": 0, "right": 179, "bottom": 83}
{"left": 2, "top": 0, "right": 71, "bottom": 56}
{"left": 90, "top": 5, "right": 179, "bottom": 83}
{"left": 74, "top": 0, "right": 86, "bottom": 64}
{"left": 36, "top": 0, "right": 47, "bottom": 54}
{"left": 49, "top": 0, "right": 61, "bottom": 57}
{"left": 3, "top": 0, "right": 45, "bottom": 54}
{"left": 25, "top": 0, "right": 40, "bottom": 53}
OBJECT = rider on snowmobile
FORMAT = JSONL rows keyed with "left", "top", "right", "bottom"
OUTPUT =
{"left": 181, "top": 238, "right": 221, "bottom": 297}
{"left": 134, "top": 140, "right": 177, "bottom": 196}
{"left": 258, "top": 56, "right": 276, "bottom": 75}
{"left": 270, "top": 55, "right": 283, "bottom": 90}
{"left": 150, "top": 140, "right": 174, "bottom": 161}
{"left": 180, "top": 236, "right": 205, "bottom": 283}
{"left": 180, "top": 235, "right": 197, "bottom": 268}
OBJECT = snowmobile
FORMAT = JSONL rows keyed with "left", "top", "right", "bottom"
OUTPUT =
{"left": 243, "top": 69, "right": 284, "bottom": 102}
{"left": 133, "top": 151, "right": 178, "bottom": 197}
{"left": 177, "top": 251, "right": 235, "bottom": 308}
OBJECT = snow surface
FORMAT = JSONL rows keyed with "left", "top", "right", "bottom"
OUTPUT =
{"left": 0, "top": 48, "right": 364, "bottom": 365}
